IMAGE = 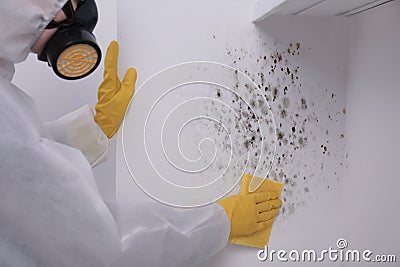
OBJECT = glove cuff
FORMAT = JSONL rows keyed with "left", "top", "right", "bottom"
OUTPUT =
{"left": 45, "top": 105, "right": 109, "bottom": 167}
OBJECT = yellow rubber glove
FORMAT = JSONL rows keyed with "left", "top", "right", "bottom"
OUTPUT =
{"left": 229, "top": 174, "right": 284, "bottom": 248}
{"left": 217, "top": 192, "right": 282, "bottom": 238}
{"left": 94, "top": 41, "right": 137, "bottom": 138}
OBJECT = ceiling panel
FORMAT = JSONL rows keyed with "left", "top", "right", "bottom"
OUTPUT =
{"left": 253, "top": 0, "right": 394, "bottom": 22}
{"left": 300, "top": 0, "right": 382, "bottom": 15}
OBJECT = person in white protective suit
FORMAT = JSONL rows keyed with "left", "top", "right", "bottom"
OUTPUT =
{"left": 0, "top": 0, "right": 282, "bottom": 266}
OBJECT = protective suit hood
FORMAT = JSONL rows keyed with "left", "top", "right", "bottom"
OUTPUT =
{"left": 0, "top": 0, "right": 67, "bottom": 80}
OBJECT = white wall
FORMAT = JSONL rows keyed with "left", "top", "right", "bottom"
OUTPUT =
{"left": 12, "top": 0, "right": 118, "bottom": 199}
{"left": 342, "top": 0, "right": 400, "bottom": 263}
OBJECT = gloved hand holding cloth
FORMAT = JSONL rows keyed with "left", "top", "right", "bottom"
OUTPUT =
{"left": 218, "top": 174, "right": 283, "bottom": 248}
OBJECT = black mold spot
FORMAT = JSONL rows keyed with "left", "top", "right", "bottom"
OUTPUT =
{"left": 300, "top": 98, "right": 308, "bottom": 109}
{"left": 273, "top": 87, "right": 279, "bottom": 101}
{"left": 277, "top": 130, "right": 285, "bottom": 140}
{"left": 280, "top": 109, "right": 287, "bottom": 119}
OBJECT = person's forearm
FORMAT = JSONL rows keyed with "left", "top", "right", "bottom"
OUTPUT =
{"left": 44, "top": 104, "right": 109, "bottom": 167}
{"left": 104, "top": 201, "right": 230, "bottom": 267}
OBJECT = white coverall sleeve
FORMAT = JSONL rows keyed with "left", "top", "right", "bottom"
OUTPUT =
{"left": 105, "top": 200, "right": 230, "bottom": 267}
{"left": 44, "top": 105, "right": 109, "bottom": 167}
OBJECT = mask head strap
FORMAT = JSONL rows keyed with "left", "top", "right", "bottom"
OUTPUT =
{"left": 46, "top": 0, "right": 76, "bottom": 29}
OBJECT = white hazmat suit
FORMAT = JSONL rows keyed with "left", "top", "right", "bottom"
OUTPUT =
{"left": 0, "top": 1, "right": 230, "bottom": 266}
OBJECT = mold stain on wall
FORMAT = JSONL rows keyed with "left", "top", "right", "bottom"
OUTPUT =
{"left": 205, "top": 32, "right": 348, "bottom": 221}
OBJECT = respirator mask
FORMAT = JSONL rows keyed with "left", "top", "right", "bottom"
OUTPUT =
{"left": 38, "top": 0, "right": 101, "bottom": 80}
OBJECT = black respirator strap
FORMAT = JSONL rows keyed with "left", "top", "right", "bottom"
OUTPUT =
{"left": 46, "top": 0, "right": 76, "bottom": 29}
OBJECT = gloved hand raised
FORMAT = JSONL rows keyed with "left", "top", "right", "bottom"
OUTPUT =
{"left": 217, "top": 192, "right": 282, "bottom": 238}
{"left": 94, "top": 41, "right": 137, "bottom": 138}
